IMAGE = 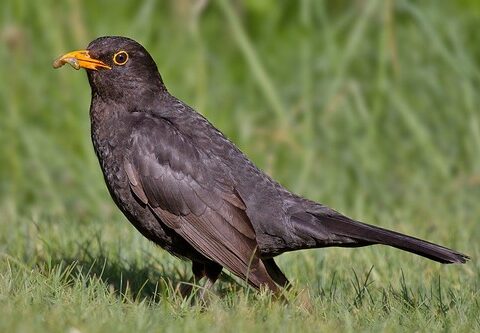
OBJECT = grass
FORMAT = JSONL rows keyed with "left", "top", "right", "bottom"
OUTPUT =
{"left": 1, "top": 0, "right": 479, "bottom": 331}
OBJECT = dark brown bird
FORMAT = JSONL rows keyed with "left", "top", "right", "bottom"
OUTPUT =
{"left": 53, "top": 36, "right": 469, "bottom": 295}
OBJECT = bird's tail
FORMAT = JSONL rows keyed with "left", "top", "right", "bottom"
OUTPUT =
{"left": 291, "top": 207, "right": 469, "bottom": 264}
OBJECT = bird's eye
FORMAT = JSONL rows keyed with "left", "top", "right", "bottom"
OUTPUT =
{"left": 113, "top": 51, "right": 129, "bottom": 65}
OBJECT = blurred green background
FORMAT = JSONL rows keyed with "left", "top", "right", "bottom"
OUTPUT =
{"left": 0, "top": 0, "right": 479, "bottom": 332}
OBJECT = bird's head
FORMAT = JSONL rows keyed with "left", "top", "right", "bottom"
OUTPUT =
{"left": 53, "top": 36, "right": 166, "bottom": 103}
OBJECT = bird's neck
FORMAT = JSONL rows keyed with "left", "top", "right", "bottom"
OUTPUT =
{"left": 90, "top": 92, "right": 115, "bottom": 125}
{"left": 89, "top": 94, "right": 126, "bottom": 149}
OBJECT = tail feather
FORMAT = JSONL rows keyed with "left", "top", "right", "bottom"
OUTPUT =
{"left": 292, "top": 209, "right": 469, "bottom": 264}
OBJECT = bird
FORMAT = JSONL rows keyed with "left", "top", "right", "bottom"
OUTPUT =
{"left": 53, "top": 36, "right": 469, "bottom": 295}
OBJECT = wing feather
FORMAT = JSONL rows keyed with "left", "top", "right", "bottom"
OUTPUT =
{"left": 123, "top": 116, "right": 277, "bottom": 289}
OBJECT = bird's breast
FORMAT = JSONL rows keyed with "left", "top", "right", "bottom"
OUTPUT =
{"left": 92, "top": 132, "right": 126, "bottom": 185}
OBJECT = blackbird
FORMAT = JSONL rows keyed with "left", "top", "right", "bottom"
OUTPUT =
{"left": 53, "top": 36, "right": 468, "bottom": 294}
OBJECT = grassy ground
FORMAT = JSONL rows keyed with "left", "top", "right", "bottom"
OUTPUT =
{"left": 1, "top": 0, "right": 479, "bottom": 332}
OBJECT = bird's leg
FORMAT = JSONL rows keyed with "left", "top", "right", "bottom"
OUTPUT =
{"left": 178, "top": 261, "right": 205, "bottom": 298}
{"left": 262, "top": 258, "right": 291, "bottom": 289}
{"left": 198, "top": 263, "right": 223, "bottom": 305}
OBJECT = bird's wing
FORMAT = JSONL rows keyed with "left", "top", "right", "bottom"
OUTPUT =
{"left": 124, "top": 115, "right": 276, "bottom": 289}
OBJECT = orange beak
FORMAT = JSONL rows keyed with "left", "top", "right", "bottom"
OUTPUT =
{"left": 52, "top": 50, "right": 111, "bottom": 71}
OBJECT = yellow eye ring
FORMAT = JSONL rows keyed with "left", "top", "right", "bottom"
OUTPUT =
{"left": 113, "top": 51, "right": 129, "bottom": 65}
